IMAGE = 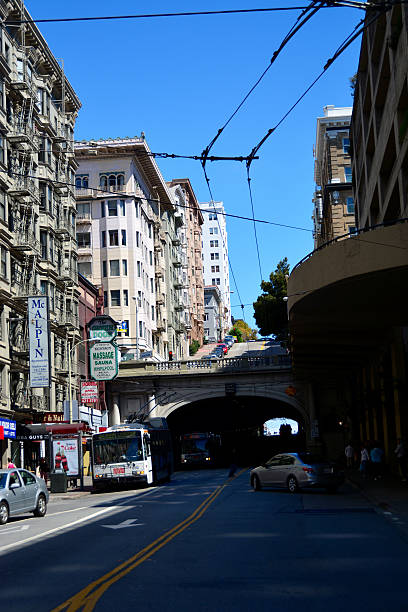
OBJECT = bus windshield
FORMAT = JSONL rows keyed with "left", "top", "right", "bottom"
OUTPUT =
{"left": 93, "top": 431, "right": 143, "bottom": 465}
{"left": 182, "top": 439, "right": 208, "bottom": 453}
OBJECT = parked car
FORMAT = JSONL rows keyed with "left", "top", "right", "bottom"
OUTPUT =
{"left": 216, "top": 343, "right": 229, "bottom": 354}
{"left": 222, "top": 338, "right": 234, "bottom": 347}
{"left": 210, "top": 349, "right": 223, "bottom": 359}
{"left": 250, "top": 452, "right": 344, "bottom": 493}
{"left": 224, "top": 335, "right": 236, "bottom": 343}
{"left": 0, "top": 468, "right": 49, "bottom": 525}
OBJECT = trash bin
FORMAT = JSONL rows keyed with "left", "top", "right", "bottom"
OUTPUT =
{"left": 50, "top": 471, "right": 67, "bottom": 493}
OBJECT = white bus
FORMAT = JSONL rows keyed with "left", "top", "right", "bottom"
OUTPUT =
{"left": 91, "top": 418, "right": 173, "bottom": 490}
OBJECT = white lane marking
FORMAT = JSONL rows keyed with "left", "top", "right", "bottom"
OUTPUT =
{"left": 101, "top": 518, "right": 144, "bottom": 529}
{"left": 1, "top": 525, "right": 30, "bottom": 535}
{"left": 0, "top": 506, "right": 117, "bottom": 554}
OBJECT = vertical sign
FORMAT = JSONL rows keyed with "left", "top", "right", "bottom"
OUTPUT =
{"left": 28, "top": 296, "right": 50, "bottom": 388}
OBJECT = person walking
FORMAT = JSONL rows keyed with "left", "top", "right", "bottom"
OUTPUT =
{"left": 345, "top": 443, "right": 354, "bottom": 468}
{"left": 39, "top": 457, "right": 49, "bottom": 483}
{"left": 395, "top": 439, "right": 408, "bottom": 482}
{"left": 7, "top": 458, "right": 16, "bottom": 469}
{"left": 360, "top": 444, "right": 370, "bottom": 478}
{"left": 370, "top": 442, "right": 384, "bottom": 480}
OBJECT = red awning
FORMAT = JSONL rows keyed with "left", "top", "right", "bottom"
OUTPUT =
{"left": 45, "top": 423, "right": 91, "bottom": 434}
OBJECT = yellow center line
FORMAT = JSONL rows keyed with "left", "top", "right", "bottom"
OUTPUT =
{"left": 52, "top": 469, "right": 248, "bottom": 612}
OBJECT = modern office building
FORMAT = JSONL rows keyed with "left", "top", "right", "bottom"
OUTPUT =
{"left": 168, "top": 179, "right": 204, "bottom": 349}
{"left": 75, "top": 137, "right": 187, "bottom": 364}
{"left": 0, "top": 1, "right": 81, "bottom": 467}
{"left": 313, "top": 106, "right": 355, "bottom": 248}
{"left": 200, "top": 201, "right": 231, "bottom": 337}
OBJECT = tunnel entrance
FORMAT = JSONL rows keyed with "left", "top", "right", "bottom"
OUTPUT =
{"left": 166, "top": 395, "right": 307, "bottom": 469}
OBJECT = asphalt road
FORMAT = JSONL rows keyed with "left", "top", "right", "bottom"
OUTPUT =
{"left": 2, "top": 469, "right": 407, "bottom": 611}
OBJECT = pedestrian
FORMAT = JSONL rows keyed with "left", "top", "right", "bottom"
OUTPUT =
{"left": 360, "top": 444, "right": 370, "bottom": 478}
{"left": 370, "top": 442, "right": 384, "bottom": 480}
{"left": 394, "top": 438, "right": 408, "bottom": 482}
{"left": 345, "top": 443, "right": 354, "bottom": 468}
{"left": 7, "top": 457, "right": 16, "bottom": 469}
{"left": 228, "top": 449, "right": 238, "bottom": 478}
{"left": 39, "top": 457, "right": 49, "bottom": 482}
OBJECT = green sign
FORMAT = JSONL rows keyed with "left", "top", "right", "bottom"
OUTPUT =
{"left": 89, "top": 342, "right": 119, "bottom": 381}
{"left": 88, "top": 316, "right": 118, "bottom": 343}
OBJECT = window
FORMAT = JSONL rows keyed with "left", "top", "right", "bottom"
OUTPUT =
{"left": 0, "top": 246, "right": 6, "bottom": 277}
{"left": 123, "top": 289, "right": 129, "bottom": 306}
{"left": 0, "top": 77, "right": 4, "bottom": 110}
{"left": 120, "top": 200, "right": 125, "bottom": 216}
{"left": 348, "top": 226, "right": 357, "bottom": 235}
{"left": 210, "top": 240, "right": 219, "bottom": 248}
{"left": 101, "top": 231, "right": 106, "bottom": 247}
{"left": 110, "top": 290, "right": 121, "bottom": 306}
{"left": 107, "top": 200, "right": 118, "bottom": 216}
{"left": 151, "top": 305, "right": 155, "bottom": 320}
{"left": 344, "top": 167, "right": 352, "bottom": 182}
{"left": 343, "top": 138, "right": 350, "bottom": 155}
{"left": 150, "top": 278, "right": 154, "bottom": 293}
{"left": 110, "top": 260, "right": 120, "bottom": 276}
{"left": 0, "top": 189, "right": 6, "bottom": 223}
{"left": 77, "top": 233, "right": 91, "bottom": 248}
{"left": 137, "top": 261, "right": 141, "bottom": 277}
{"left": 122, "top": 259, "right": 128, "bottom": 276}
{"left": 109, "top": 230, "right": 119, "bottom": 246}
{"left": 121, "top": 230, "right": 127, "bottom": 245}
{"left": 102, "top": 261, "right": 107, "bottom": 277}
{"left": 135, "top": 201, "right": 139, "bottom": 217}
{"left": 148, "top": 224, "right": 152, "bottom": 239}
{"left": 77, "top": 202, "right": 90, "bottom": 217}
{"left": 40, "top": 231, "right": 47, "bottom": 259}
{"left": 149, "top": 251, "right": 153, "bottom": 266}
{"left": 210, "top": 252, "right": 219, "bottom": 260}
{"left": 101, "top": 202, "right": 105, "bottom": 217}
{"left": 346, "top": 197, "right": 355, "bottom": 214}
{"left": 136, "top": 231, "right": 140, "bottom": 247}
{"left": 103, "top": 291, "right": 108, "bottom": 307}
{"left": 209, "top": 213, "right": 217, "bottom": 220}
{"left": 211, "top": 265, "right": 220, "bottom": 273}
{"left": 78, "top": 262, "right": 92, "bottom": 278}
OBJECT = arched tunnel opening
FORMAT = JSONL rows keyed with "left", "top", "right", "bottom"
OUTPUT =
{"left": 166, "top": 395, "right": 307, "bottom": 469}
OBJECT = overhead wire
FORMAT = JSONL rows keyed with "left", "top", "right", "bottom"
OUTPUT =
{"left": 5, "top": 4, "right": 368, "bottom": 26}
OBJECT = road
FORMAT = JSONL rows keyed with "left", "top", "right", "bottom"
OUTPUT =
{"left": 196, "top": 338, "right": 285, "bottom": 360}
{"left": 2, "top": 469, "right": 406, "bottom": 611}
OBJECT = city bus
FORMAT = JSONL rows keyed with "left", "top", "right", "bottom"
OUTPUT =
{"left": 91, "top": 418, "right": 173, "bottom": 490}
{"left": 180, "top": 432, "right": 221, "bottom": 467}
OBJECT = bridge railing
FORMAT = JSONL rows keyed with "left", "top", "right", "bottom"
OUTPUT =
{"left": 119, "top": 354, "right": 291, "bottom": 375}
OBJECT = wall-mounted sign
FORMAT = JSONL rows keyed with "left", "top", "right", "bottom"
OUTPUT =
{"left": 88, "top": 315, "right": 118, "bottom": 343}
{"left": 89, "top": 342, "right": 119, "bottom": 381}
{"left": 0, "top": 418, "right": 16, "bottom": 439}
{"left": 42, "top": 412, "right": 67, "bottom": 423}
{"left": 81, "top": 380, "right": 99, "bottom": 403}
{"left": 117, "top": 321, "right": 128, "bottom": 334}
{"left": 28, "top": 296, "right": 50, "bottom": 388}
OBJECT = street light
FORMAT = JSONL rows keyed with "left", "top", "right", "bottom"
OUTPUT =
{"left": 68, "top": 337, "right": 102, "bottom": 425}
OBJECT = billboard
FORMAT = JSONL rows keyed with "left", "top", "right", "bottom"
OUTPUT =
{"left": 52, "top": 438, "right": 79, "bottom": 476}
{"left": 28, "top": 296, "right": 50, "bottom": 388}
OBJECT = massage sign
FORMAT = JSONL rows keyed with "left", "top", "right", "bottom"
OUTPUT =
{"left": 88, "top": 316, "right": 119, "bottom": 381}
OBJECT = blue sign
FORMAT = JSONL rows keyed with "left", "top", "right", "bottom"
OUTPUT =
{"left": 0, "top": 418, "right": 16, "bottom": 439}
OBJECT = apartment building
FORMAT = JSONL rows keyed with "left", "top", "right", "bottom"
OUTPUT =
{"left": 74, "top": 137, "right": 185, "bottom": 363}
{"left": 204, "top": 285, "right": 223, "bottom": 343}
{"left": 288, "top": 3, "right": 408, "bottom": 462}
{"left": 313, "top": 106, "right": 356, "bottom": 248}
{"left": 200, "top": 201, "right": 231, "bottom": 337}
{"left": 168, "top": 179, "right": 204, "bottom": 349}
{"left": 0, "top": 2, "right": 81, "bottom": 466}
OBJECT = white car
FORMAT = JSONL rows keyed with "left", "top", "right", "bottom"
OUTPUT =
{"left": 0, "top": 468, "right": 49, "bottom": 525}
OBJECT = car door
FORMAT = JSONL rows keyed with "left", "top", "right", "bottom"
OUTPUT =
{"left": 278, "top": 455, "right": 296, "bottom": 484}
{"left": 19, "top": 470, "right": 38, "bottom": 510}
{"left": 261, "top": 456, "right": 284, "bottom": 486}
{"left": 7, "top": 471, "right": 26, "bottom": 514}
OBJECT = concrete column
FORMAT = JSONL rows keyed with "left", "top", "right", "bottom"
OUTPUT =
{"left": 147, "top": 394, "right": 157, "bottom": 418}
{"left": 110, "top": 394, "right": 121, "bottom": 426}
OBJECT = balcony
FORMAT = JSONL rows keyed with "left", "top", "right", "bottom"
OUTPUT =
{"left": 12, "top": 281, "right": 38, "bottom": 299}
{"left": 57, "top": 311, "right": 79, "bottom": 328}
{"left": 76, "top": 213, "right": 92, "bottom": 224}
{"left": 288, "top": 220, "right": 408, "bottom": 375}
{"left": 11, "top": 232, "right": 41, "bottom": 255}
{"left": 8, "top": 122, "right": 36, "bottom": 148}
{"left": 8, "top": 177, "right": 39, "bottom": 201}
{"left": 57, "top": 266, "right": 78, "bottom": 284}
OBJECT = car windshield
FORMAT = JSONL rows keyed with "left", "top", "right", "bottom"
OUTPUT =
{"left": 298, "top": 453, "right": 327, "bottom": 464}
{"left": 93, "top": 431, "right": 143, "bottom": 465}
{"left": 0, "top": 473, "right": 7, "bottom": 489}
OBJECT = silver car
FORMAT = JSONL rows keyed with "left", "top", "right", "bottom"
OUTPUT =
{"left": 0, "top": 468, "right": 49, "bottom": 525}
{"left": 250, "top": 452, "right": 344, "bottom": 493}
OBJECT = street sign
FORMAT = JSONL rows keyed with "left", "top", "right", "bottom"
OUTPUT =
{"left": 89, "top": 342, "right": 119, "bottom": 381}
{"left": 81, "top": 380, "right": 99, "bottom": 403}
{"left": 88, "top": 315, "right": 118, "bottom": 343}
{"left": 140, "top": 350, "right": 153, "bottom": 359}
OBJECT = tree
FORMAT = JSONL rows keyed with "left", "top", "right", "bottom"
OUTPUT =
{"left": 229, "top": 320, "right": 257, "bottom": 342}
{"left": 253, "top": 258, "right": 289, "bottom": 339}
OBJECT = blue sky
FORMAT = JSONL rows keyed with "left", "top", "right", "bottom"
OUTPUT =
{"left": 27, "top": 1, "right": 361, "bottom": 327}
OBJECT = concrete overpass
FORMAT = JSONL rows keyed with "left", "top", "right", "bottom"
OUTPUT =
{"left": 107, "top": 354, "right": 320, "bottom": 449}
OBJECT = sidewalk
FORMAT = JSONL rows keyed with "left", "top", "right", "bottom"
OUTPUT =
{"left": 347, "top": 468, "right": 408, "bottom": 529}
{"left": 48, "top": 475, "right": 93, "bottom": 500}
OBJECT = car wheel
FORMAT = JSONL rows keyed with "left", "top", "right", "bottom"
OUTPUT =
{"left": 0, "top": 501, "right": 9, "bottom": 525}
{"left": 287, "top": 476, "right": 299, "bottom": 493}
{"left": 33, "top": 494, "right": 47, "bottom": 517}
{"left": 252, "top": 475, "right": 262, "bottom": 491}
